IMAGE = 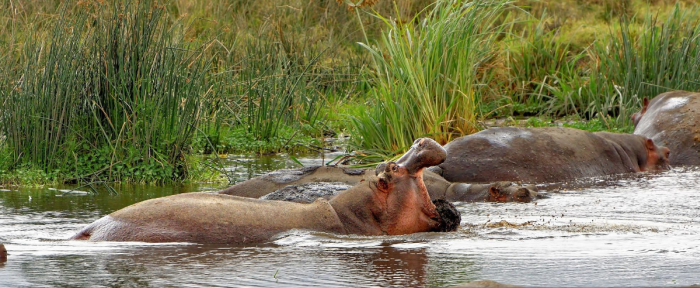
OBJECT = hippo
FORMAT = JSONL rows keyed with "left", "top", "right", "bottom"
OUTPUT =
{"left": 259, "top": 182, "right": 354, "bottom": 203}
{"left": 378, "top": 163, "right": 538, "bottom": 203}
{"left": 223, "top": 164, "right": 538, "bottom": 204}
{"left": 442, "top": 182, "right": 537, "bottom": 203}
{"left": 632, "top": 90, "right": 700, "bottom": 166}
{"left": 70, "top": 138, "right": 452, "bottom": 244}
{"left": 218, "top": 166, "right": 373, "bottom": 198}
{"left": 439, "top": 127, "right": 670, "bottom": 183}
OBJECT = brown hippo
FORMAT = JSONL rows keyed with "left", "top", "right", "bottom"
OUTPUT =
{"left": 378, "top": 163, "right": 538, "bottom": 203}
{"left": 225, "top": 164, "right": 538, "bottom": 204}
{"left": 439, "top": 127, "right": 670, "bottom": 183}
{"left": 632, "top": 90, "right": 700, "bottom": 166}
{"left": 70, "top": 138, "right": 449, "bottom": 244}
{"left": 442, "top": 182, "right": 537, "bottom": 203}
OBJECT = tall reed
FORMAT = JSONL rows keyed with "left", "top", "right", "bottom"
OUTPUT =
{"left": 595, "top": 4, "right": 700, "bottom": 120}
{"left": 232, "top": 38, "right": 324, "bottom": 142}
{"left": 505, "top": 14, "right": 586, "bottom": 116}
{"left": 0, "top": 1, "right": 212, "bottom": 182}
{"left": 350, "top": 0, "right": 512, "bottom": 158}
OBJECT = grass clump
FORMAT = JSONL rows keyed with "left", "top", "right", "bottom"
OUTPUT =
{"left": 349, "top": 0, "right": 513, "bottom": 159}
{"left": 595, "top": 4, "right": 700, "bottom": 111}
{"left": 0, "top": 0, "right": 211, "bottom": 183}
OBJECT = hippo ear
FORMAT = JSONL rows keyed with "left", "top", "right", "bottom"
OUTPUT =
{"left": 489, "top": 186, "right": 501, "bottom": 198}
{"left": 645, "top": 139, "right": 656, "bottom": 151}
{"left": 642, "top": 97, "right": 649, "bottom": 109}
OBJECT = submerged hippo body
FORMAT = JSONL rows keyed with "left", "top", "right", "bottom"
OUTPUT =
{"left": 230, "top": 165, "right": 446, "bottom": 202}
{"left": 71, "top": 138, "right": 450, "bottom": 244}
{"left": 440, "top": 127, "right": 670, "bottom": 183}
{"left": 229, "top": 165, "right": 537, "bottom": 203}
{"left": 442, "top": 182, "right": 538, "bottom": 203}
{"left": 632, "top": 91, "right": 700, "bottom": 166}
{"left": 218, "top": 166, "right": 373, "bottom": 199}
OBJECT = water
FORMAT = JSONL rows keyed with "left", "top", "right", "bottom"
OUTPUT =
{"left": 1, "top": 152, "right": 699, "bottom": 287}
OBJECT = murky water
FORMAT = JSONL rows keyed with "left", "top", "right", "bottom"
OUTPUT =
{"left": 1, "top": 151, "right": 699, "bottom": 287}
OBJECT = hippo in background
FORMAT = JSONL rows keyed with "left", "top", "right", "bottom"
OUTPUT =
{"left": 443, "top": 182, "right": 537, "bottom": 203}
{"left": 70, "top": 138, "right": 456, "bottom": 244}
{"left": 218, "top": 166, "right": 373, "bottom": 198}
{"left": 438, "top": 127, "right": 670, "bottom": 184}
{"left": 377, "top": 162, "right": 538, "bottom": 203}
{"left": 225, "top": 164, "right": 538, "bottom": 204}
{"left": 632, "top": 90, "right": 700, "bottom": 166}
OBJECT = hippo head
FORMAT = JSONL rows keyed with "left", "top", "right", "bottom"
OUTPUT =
{"left": 370, "top": 138, "right": 447, "bottom": 234}
{"left": 643, "top": 138, "right": 671, "bottom": 171}
{"left": 487, "top": 183, "right": 538, "bottom": 203}
{"left": 631, "top": 98, "right": 650, "bottom": 127}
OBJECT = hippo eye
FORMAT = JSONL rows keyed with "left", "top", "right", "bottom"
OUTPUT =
{"left": 392, "top": 165, "right": 398, "bottom": 172}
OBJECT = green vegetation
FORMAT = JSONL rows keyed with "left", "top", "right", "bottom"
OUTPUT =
{"left": 1, "top": 0, "right": 700, "bottom": 184}
{"left": 1, "top": 1, "right": 210, "bottom": 183}
{"left": 350, "top": 0, "right": 510, "bottom": 160}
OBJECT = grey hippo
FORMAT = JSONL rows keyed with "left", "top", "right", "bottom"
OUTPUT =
{"left": 222, "top": 164, "right": 537, "bottom": 203}
{"left": 632, "top": 90, "right": 700, "bottom": 166}
{"left": 437, "top": 127, "right": 670, "bottom": 183}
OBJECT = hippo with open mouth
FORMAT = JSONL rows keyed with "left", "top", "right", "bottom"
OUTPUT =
{"left": 632, "top": 90, "right": 700, "bottom": 166}
{"left": 70, "top": 138, "right": 453, "bottom": 244}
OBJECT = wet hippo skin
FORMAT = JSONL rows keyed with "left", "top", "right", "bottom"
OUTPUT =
{"left": 218, "top": 166, "right": 373, "bottom": 199}
{"left": 223, "top": 163, "right": 538, "bottom": 204}
{"left": 632, "top": 90, "right": 700, "bottom": 166}
{"left": 439, "top": 127, "right": 670, "bottom": 183}
{"left": 70, "top": 138, "right": 449, "bottom": 244}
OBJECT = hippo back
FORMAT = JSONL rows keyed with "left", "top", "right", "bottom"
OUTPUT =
{"left": 633, "top": 91, "right": 700, "bottom": 166}
{"left": 218, "top": 166, "right": 373, "bottom": 198}
{"left": 440, "top": 127, "right": 646, "bottom": 183}
{"left": 71, "top": 192, "right": 346, "bottom": 244}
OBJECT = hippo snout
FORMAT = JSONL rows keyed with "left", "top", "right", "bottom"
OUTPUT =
{"left": 375, "top": 138, "right": 446, "bottom": 176}
{"left": 396, "top": 138, "right": 447, "bottom": 175}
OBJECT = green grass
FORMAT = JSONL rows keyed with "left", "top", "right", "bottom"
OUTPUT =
{"left": 1, "top": 1, "right": 211, "bottom": 183}
{"left": 349, "top": 0, "right": 513, "bottom": 160}
{"left": 595, "top": 4, "right": 700, "bottom": 108}
{"left": 3, "top": 0, "right": 700, "bottom": 184}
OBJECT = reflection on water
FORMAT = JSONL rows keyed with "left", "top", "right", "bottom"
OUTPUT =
{"left": 1, "top": 159, "right": 700, "bottom": 287}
